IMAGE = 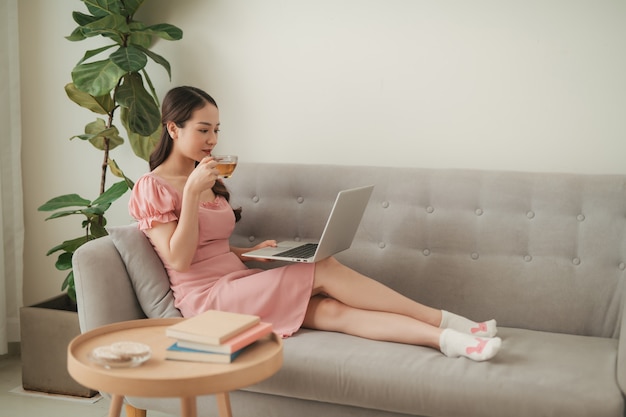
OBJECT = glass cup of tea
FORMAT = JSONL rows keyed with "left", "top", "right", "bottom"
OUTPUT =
{"left": 213, "top": 155, "right": 238, "bottom": 179}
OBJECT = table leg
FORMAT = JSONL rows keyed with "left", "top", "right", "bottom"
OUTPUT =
{"left": 180, "top": 396, "right": 198, "bottom": 417}
{"left": 108, "top": 394, "right": 124, "bottom": 417}
{"left": 216, "top": 392, "right": 233, "bottom": 417}
{"left": 124, "top": 404, "right": 147, "bottom": 417}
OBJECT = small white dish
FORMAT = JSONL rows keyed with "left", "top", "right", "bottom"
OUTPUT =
{"left": 90, "top": 341, "right": 151, "bottom": 369}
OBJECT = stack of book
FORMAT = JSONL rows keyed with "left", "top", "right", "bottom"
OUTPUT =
{"left": 165, "top": 310, "right": 273, "bottom": 364}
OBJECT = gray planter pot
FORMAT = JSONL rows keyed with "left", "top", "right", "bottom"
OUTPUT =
{"left": 19, "top": 294, "right": 97, "bottom": 397}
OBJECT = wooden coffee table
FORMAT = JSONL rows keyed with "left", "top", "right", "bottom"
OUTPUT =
{"left": 67, "top": 318, "right": 283, "bottom": 417}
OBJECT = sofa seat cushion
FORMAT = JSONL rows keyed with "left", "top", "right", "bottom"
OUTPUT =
{"left": 245, "top": 327, "right": 622, "bottom": 417}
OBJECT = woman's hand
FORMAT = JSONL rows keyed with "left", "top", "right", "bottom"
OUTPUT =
{"left": 253, "top": 240, "right": 278, "bottom": 251}
{"left": 231, "top": 240, "right": 278, "bottom": 263}
{"left": 186, "top": 156, "right": 219, "bottom": 195}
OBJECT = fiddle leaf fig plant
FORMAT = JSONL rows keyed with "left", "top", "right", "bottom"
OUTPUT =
{"left": 38, "top": 0, "right": 182, "bottom": 301}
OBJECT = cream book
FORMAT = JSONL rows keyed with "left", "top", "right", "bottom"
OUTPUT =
{"left": 177, "top": 322, "right": 273, "bottom": 354}
{"left": 166, "top": 310, "right": 261, "bottom": 345}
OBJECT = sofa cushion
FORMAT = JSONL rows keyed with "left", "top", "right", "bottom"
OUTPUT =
{"left": 108, "top": 225, "right": 181, "bottom": 318}
{"left": 246, "top": 327, "right": 622, "bottom": 417}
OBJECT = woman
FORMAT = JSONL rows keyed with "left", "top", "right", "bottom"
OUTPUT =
{"left": 129, "top": 86, "right": 502, "bottom": 361}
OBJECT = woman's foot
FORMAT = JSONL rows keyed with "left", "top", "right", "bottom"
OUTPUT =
{"left": 440, "top": 310, "right": 498, "bottom": 337}
{"left": 439, "top": 329, "right": 502, "bottom": 361}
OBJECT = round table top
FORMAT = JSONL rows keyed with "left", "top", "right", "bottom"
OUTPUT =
{"left": 67, "top": 318, "right": 283, "bottom": 398}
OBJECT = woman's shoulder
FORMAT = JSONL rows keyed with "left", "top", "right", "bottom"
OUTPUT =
{"left": 130, "top": 172, "right": 181, "bottom": 223}
{"left": 135, "top": 172, "right": 179, "bottom": 196}
{"left": 131, "top": 172, "right": 182, "bottom": 209}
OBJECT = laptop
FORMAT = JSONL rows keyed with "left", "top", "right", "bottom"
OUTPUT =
{"left": 242, "top": 185, "right": 374, "bottom": 263}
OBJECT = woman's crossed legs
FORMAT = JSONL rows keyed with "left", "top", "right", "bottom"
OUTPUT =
{"left": 302, "top": 257, "right": 501, "bottom": 361}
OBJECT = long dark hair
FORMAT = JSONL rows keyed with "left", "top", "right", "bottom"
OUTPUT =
{"left": 150, "top": 86, "right": 241, "bottom": 221}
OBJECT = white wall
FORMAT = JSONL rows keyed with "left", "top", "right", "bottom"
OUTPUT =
{"left": 19, "top": 0, "right": 626, "bottom": 305}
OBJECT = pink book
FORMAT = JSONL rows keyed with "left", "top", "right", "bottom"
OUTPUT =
{"left": 175, "top": 322, "right": 274, "bottom": 354}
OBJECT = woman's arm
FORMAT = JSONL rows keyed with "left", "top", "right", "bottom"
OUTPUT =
{"left": 144, "top": 190, "right": 200, "bottom": 272}
{"left": 145, "top": 158, "right": 219, "bottom": 271}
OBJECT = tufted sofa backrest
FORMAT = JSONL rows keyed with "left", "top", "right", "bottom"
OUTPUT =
{"left": 227, "top": 163, "right": 626, "bottom": 338}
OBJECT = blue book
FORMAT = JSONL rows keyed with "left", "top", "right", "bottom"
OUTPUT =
{"left": 165, "top": 342, "right": 244, "bottom": 363}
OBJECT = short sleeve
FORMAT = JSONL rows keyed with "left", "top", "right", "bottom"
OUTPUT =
{"left": 129, "top": 174, "right": 179, "bottom": 230}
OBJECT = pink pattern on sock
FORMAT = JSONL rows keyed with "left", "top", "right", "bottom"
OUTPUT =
{"left": 471, "top": 322, "right": 487, "bottom": 334}
{"left": 466, "top": 338, "right": 487, "bottom": 355}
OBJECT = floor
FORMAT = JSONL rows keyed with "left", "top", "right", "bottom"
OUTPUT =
{"left": 0, "top": 349, "right": 174, "bottom": 417}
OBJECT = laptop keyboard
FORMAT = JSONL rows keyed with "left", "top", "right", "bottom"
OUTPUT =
{"left": 274, "top": 243, "right": 319, "bottom": 259}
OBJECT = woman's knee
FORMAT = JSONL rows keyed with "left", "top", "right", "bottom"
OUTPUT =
{"left": 316, "top": 296, "right": 348, "bottom": 318}
{"left": 303, "top": 296, "right": 350, "bottom": 330}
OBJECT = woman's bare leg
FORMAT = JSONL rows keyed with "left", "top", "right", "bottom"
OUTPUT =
{"left": 312, "top": 257, "right": 498, "bottom": 338}
{"left": 302, "top": 295, "right": 502, "bottom": 361}
{"left": 303, "top": 295, "right": 442, "bottom": 347}
{"left": 313, "top": 257, "right": 442, "bottom": 327}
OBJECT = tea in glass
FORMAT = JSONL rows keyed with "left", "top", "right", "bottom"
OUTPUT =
{"left": 213, "top": 155, "right": 238, "bottom": 178}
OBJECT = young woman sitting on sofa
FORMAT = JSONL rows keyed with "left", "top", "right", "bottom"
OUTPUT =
{"left": 128, "top": 85, "right": 502, "bottom": 362}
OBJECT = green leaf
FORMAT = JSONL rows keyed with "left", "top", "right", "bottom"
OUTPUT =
{"left": 86, "top": 122, "right": 119, "bottom": 139}
{"left": 61, "top": 270, "right": 73, "bottom": 289}
{"left": 72, "top": 11, "right": 99, "bottom": 26}
{"left": 81, "top": 205, "right": 110, "bottom": 216}
{"left": 67, "top": 284, "right": 77, "bottom": 303}
{"left": 77, "top": 119, "right": 124, "bottom": 151}
{"left": 142, "top": 23, "right": 183, "bottom": 41}
{"left": 110, "top": 45, "right": 148, "bottom": 72}
{"left": 91, "top": 180, "right": 129, "bottom": 206}
{"left": 136, "top": 46, "right": 172, "bottom": 80}
{"left": 108, "top": 159, "right": 136, "bottom": 188}
{"left": 67, "top": 11, "right": 102, "bottom": 41}
{"left": 107, "top": 158, "right": 124, "bottom": 178}
{"left": 91, "top": 130, "right": 124, "bottom": 151}
{"left": 83, "top": 0, "right": 122, "bottom": 18}
{"left": 81, "top": 14, "right": 128, "bottom": 39}
{"left": 76, "top": 44, "right": 116, "bottom": 66}
{"left": 62, "top": 270, "right": 77, "bottom": 301}
{"left": 64, "top": 83, "right": 114, "bottom": 115}
{"left": 128, "top": 22, "right": 152, "bottom": 49}
{"left": 130, "top": 125, "right": 161, "bottom": 162}
{"left": 66, "top": 26, "right": 87, "bottom": 42}
{"left": 46, "top": 235, "right": 90, "bottom": 255}
{"left": 39, "top": 194, "right": 91, "bottom": 211}
{"left": 121, "top": 0, "right": 144, "bottom": 17}
{"left": 69, "top": 133, "right": 94, "bottom": 141}
{"left": 116, "top": 73, "right": 160, "bottom": 136}
{"left": 55, "top": 252, "right": 74, "bottom": 271}
{"left": 108, "top": 159, "right": 135, "bottom": 186}
{"left": 141, "top": 68, "right": 159, "bottom": 104}
{"left": 72, "top": 59, "right": 126, "bottom": 97}
{"left": 121, "top": 107, "right": 160, "bottom": 161}
{"left": 43, "top": 209, "right": 83, "bottom": 221}
{"left": 90, "top": 220, "right": 109, "bottom": 238}
{"left": 83, "top": 117, "right": 107, "bottom": 133}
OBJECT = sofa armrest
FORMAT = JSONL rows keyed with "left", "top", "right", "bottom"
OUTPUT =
{"left": 619, "top": 319, "right": 626, "bottom": 396}
{"left": 73, "top": 236, "right": 146, "bottom": 332}
{"left": 617, "top": 299, "right": 626, "bottom": 395}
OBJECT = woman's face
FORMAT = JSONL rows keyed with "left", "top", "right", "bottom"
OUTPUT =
{"left": 170, "top": 103, "right": 220, "bottom": 162}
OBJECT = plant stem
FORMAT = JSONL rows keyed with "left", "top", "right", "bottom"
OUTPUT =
{"left": 101, "top": 136, "right": 109, "bottom": 196}
{"left": 101, "top": 111, "right": 115, "bottom": 196}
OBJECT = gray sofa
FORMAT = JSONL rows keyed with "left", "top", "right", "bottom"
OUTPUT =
{"left": 73, "top": 163, "right": 626, "bottom": 417}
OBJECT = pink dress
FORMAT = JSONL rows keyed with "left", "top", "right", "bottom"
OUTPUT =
{"left": 128, "top": 173, "right": 316, "bottom": 337}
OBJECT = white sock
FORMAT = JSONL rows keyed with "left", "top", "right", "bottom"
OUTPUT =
{"left": 440, "top": 310, "right": 498, "bottom": 337}
{"left": 439, "top": 329, "right": 502, "bottom": 362}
